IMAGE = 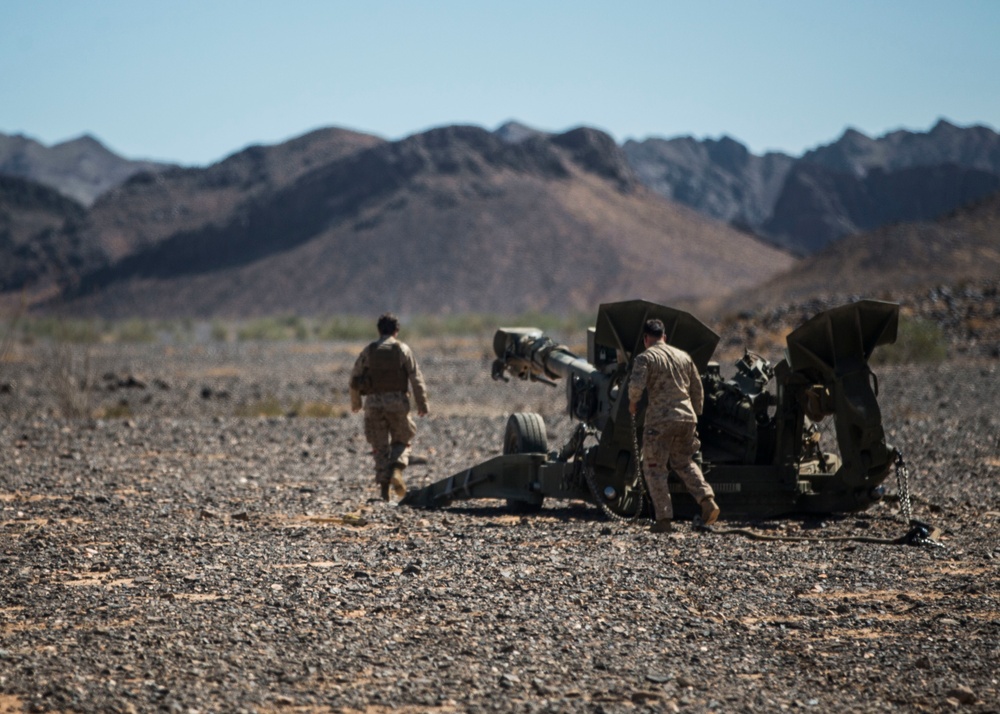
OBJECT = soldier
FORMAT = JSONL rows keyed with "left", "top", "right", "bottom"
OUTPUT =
{"left": 350, "top": 313, "right": 429, "bottom": 501}
{"left": 628, "top": 318, "right": 720, "bottom": 533}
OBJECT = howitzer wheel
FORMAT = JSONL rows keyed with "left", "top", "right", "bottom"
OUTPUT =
{"left": 503, "top": 413, "right": 548, "bottom": 455}
{"left": 503, "top": 413, "right": 547, "bottom": 512}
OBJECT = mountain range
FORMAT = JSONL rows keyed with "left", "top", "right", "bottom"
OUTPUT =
{"left": 624, "top": 119, "right": 1000, "bottom": 254}
{"left": 1, "top": 119, "right": 998, "bottom": 318}
{"left": 0, "top": 133, "right": 172, "bottom": 207}
{"left": 724, "top": 190, "right": 1000, "bottom": 311}
{"left": 46, "top": 126, "right": 793, "bottom": 317}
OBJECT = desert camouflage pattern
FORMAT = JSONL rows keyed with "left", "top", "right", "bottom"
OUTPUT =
{"left": 642, "top": 422, "right": 714, "bottom": 520}
{"left": 364, "top": 395, "right": 417, "bottom": 484}
{"left": 628, "top": 341, "right": 713, "bottom": 520}
{"left": 627, "top": 341, "right": 702, "bottom": 423}
{"left": 350, "top": 336, "right": 429, "bottom": 484}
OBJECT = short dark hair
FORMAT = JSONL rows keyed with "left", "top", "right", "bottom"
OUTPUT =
{"left": 643, "top": 318, "right": 665, "bottom": 338}
{"left": 377, "top": 312, "right": 400, "bottom": 336}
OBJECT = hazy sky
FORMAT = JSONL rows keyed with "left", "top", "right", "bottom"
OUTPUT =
{"left": 3, "top": 0, "right": 998, "bottom": 166}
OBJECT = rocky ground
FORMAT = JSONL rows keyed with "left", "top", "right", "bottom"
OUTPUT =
{"left": 1, "top": 328, "right": 998, "bottom": 713}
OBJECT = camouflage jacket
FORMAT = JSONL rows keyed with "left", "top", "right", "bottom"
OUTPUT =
{"left": 627, "top": 341, "right": 703, "bottom": 424}
{"left": 349, "top": 336, "right": 429, "bottom": 413}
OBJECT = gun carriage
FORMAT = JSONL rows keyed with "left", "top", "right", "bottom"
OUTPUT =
{"left": 402, "top": 299, "right": 899, "bottom": 520}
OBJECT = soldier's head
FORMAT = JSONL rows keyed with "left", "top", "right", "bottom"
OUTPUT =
{"left": 642, "top": 319, "right": 665, "bottom": 347}
{"left": 377, "top": 313, "right": 400, "bottom": 337}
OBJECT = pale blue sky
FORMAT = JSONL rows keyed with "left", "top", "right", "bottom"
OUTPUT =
{"left": 2, "top": 0, "right": 998, "bottom": 166}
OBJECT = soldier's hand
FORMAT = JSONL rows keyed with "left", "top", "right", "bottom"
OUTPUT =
{"left": 351, "top": 405, "right": 361, "bottom": 414}
{"left": 628, "top": 401, "right": 638, "bottom": 416}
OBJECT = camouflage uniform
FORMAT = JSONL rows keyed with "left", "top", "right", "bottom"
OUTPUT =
{"left": 628, "top": 341, "right": 714, "bottom": 521}
{"left": 350, "top": 336, "right": 429, "bottom": 488}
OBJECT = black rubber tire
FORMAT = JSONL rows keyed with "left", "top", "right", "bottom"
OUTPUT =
{"left": 503, "top": 412, "right": 548, "bottom": 455}
{"left": 503, "top": 412, "right": 547, "bottom": 512}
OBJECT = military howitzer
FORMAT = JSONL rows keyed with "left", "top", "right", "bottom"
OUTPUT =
{"left": 401, "top": 299, "right": 900, "bottom": 519}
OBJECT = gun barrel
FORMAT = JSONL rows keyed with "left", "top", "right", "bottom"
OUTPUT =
{"left": 492, "top": 328, "right": 599, "bottom": 384}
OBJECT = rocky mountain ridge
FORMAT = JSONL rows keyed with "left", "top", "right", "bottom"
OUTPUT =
{"left": 625, "top": 119, "right": 1000, "bottom": 254}
{"left": 3, "top": 119, "right": 998, "bottom": 318}
{"left": 760, "top": 161, "right": 1000, "bottom": 254}
{"left": 714, "top": 190, "right": 1000, "bottom": 317}
{"left": 0, "top": 175, "right": 91, "bottom": 295}
{"left": 0, "top": 132, "right": 173, "bottom": 206}
{"left": 9, "top": 119, "right": 999, "bottom": 258}
{"left": 53, "top": 125, "right": 793, "bottom": 317}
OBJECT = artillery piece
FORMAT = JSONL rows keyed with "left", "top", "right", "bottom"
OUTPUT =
{"left": 401, "top": 299, "right": 900, "bottom": 520}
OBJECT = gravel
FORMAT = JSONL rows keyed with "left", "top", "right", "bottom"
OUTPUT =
{"left": 1, "top": 337, "right": 998, "bottom": 713}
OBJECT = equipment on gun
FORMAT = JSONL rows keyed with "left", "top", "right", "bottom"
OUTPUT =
{"left": 402, "top": 299, "right": 899, "bottom": 520}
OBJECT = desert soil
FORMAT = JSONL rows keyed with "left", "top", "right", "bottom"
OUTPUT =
{"left": 1, "top": 335, "right": 998, "bottom": 713}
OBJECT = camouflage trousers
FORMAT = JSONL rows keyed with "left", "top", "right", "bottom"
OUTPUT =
{"left": 363, "top": 398, "right": 416, "bottom": 485}
{"left": 641, "top": 421, "right": 714, "bottom": 521}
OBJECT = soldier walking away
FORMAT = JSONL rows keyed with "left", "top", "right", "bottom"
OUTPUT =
{"left": 349, "top": 313, "right": 430, "bottom": 501}
{"left": 628, "top": 318, "right": 720, "bottom": 533}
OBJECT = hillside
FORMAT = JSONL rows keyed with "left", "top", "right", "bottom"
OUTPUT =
{"left": 761, "top": 162, "right": 1000, "bottom": 254}
{"left": 0, "top": 132, "right": 172, "bottom": 206}
{"left": 57, "top": 126, "right": 795, "bottom": 318}
{"left": 718, "top": 189, "right": 1000, "bottom": 312}
{"left": 624, "top": 119, "right": 1000, "bottom": 255}
{"left": 75, "top": 126, "right": 386, "bottom": 265}
{"left": 0, "top": 175, "right": 88, "bottom": 294}
{"left": 0, "top": 128, "right": 386, "bottom": 298}
{"left": 622, "top": 135, "right": 794, "bottom": 228}
{"left": 7, "top": 120, "right": 999, "bottom": 264}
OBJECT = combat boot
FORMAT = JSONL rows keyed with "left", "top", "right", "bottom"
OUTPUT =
{"left": 390, "top": 467, "right": 407, "bottom": 499}
{"left": 379, "top": 482, "right": 390, "bottom": 501}
{"left": 700, "top": 496, "right": 720, "bottom": 526}
{"left": 649, "top": 519, "right": 673, "bottom": 533}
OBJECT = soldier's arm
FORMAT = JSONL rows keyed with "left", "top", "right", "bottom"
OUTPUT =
{"left": 403, "top": 345, "right": 430, "bottom": 415}
{"left": 689, "top": 360, "right": 704, "bottom": 416}
{"left": 349, "top": 348, "right": 368, "bottom": 412}
{"left": 627, "top": 354, "right": 649, "bottom": 415}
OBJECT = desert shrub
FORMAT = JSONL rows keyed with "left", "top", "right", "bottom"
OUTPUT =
{"left": 21, "top": 317, "right": 102, "bottom": 344}
{"left": 236, "top": 315, "right": 308, "bottom": 341}
{"left": 406, "top": 311, "right": 590, "bottom": 339}
{"left": 409, "top": 313, "right": 500, "bottom": 338}
{"left": 160, "top": 311, "right": 598, "bottom": 344}
{"left": 518, "top": 310, "right": 592, "bottom": 336}
{"left": 1, "top": 315, "right": 21, "bottom": 364}
{"left": 8, "top": 310, "right": 597, "bottom": 348}
{"left": 872, "top": 316, "right": 948, "bottom": 365}
{"left": 97, "top": 401, "right": 134, "bottom": 419}
{"left": 154, "top": 319, "right": 195, "bottom": 344}
{"left": 49, "top": 342, "right": 94, "bottom": 418}
{"left": 1, "top": 301, "right": 25, "bottom": 418}
{"left": 2, "top": 294, "right": 25, "bottom": 351}
{"left": 374, "top": 311, "right": 589, "bottom": 339}
{"left": 314, "top": 316, "right": 379, "bottom": 341}
{"left": 115, "top": 318, "right": 158, "bottom": 343}
{"left": 289, "top": 400, "right": 347, "bottom": 418}
{"left": 234, "top": 395, "right": 285, "bottom": 418}
{"left": 210, "top": 321, "right": 230, "bottom": 342}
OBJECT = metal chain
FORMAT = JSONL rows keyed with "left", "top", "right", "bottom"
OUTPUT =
{"left": 697, "top": 447, "right": 942, "bottom": 548}
{"left": 582, "top": 460, "right": 650, "bottom": 525}
{"left": 894, "top": 449, "right": 913, "bottom": 523}
{"left": 629, "top": 412, "right": 651, "bottom": 516}
{"left": 699, "top": 522, "right": 943, "bottom": 547}
{"left": 577, "top": 423, "right": 651, "bottom": 525}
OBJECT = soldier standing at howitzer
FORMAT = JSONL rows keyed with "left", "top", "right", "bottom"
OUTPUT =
{"left": 350, "top": 313, "right": 429, "bottom": 501}
{"left": 628, "top": 319, "right": 720, "bottom": 533}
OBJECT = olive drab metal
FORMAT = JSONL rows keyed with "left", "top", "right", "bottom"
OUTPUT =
{"left": 401, "top": 299, "right": 900, "bottom": 520}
